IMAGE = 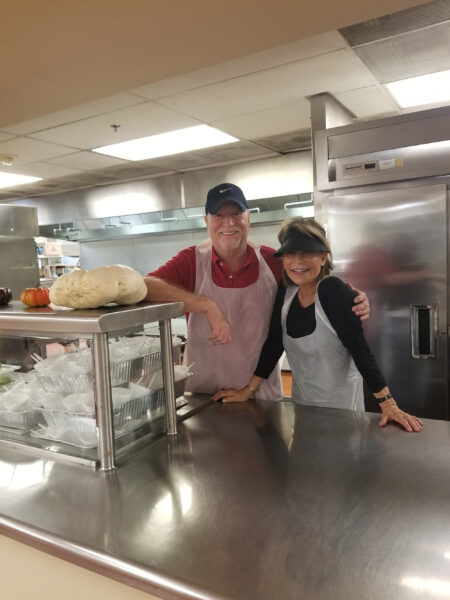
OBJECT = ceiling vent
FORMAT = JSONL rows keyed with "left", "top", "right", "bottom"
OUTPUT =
{"left": 338, "top": 1, "right": 450, "bottom": 85}
{"left": 339, "top": 0, "right": 450, "bottom": 46}
{"left": 254, "top": 129, "right": 312, "bottom": 153}
{"left": 352, "top": 21, "right": 450, "bottom": 83}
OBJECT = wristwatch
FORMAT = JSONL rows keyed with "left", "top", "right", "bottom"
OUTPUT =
{"left": 377, "top": 393, "right": 393, "bottom": 402}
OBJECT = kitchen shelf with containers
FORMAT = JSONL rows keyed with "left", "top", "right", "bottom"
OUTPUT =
{"left": 0, "top": 301, "right": 187, "bottom": 469}
{"left": 36, "top": 238, "right": 80, "bottom": 282}
{"left": 37, "top": 255, "right": 79, "bottom": 280}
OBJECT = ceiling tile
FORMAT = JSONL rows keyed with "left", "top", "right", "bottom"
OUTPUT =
{"left": 144, "top": 152, "right": 216, "bottom": 171}
{"left": 7, "top": 180, "right": 75, "bottom": 196}
{"left": 0, "top": 131, "right": 14, "bottom": 143}
{"left": 27, "top": 102, "right": 200, "bottom": 149}
{"left": 334, "top": 86, "right": 399, "bottom": 117}
{"left": 158, "top": 49, "right": 377, "bottom": 122}
{"left": 58, "top": 171, "right": 121, "bottom": 186}
{"left": 10, "top": 171, "right": 126, "bottom": 198}
{"left": 253, "top": 129, "right": 312, "bottom": 152}
{"left": 0, "top": 136, "right": 77, "bottom": 164}
{"left": 133, "top": 31, "right": 347, "bottom": 99}
{"left": 2, "top": 92, "right": 146, "bottom": 136}
{"left": 94, "top": 162, "right": 172, "bottom": 180}
{"left": 82, "top": 172, "right": 129, "bottom": 185}
{"left": 46, "top": 151, "right": 128, "bottom": 170}
{"left": 212, "top": 100, "right": 311, "bottom": 139}
{"left": 193, "top": 141, "right": 275, "bottom": 163}
{"left": 15, "top": 173, "right": 118, "bottom": 196}
{"left": 353, "top": 21, "right": 450, "bottom": 83}
{"left": 12, "top": 162, "right": 83, "bottom": 178}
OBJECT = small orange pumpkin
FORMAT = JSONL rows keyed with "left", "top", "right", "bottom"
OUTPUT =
{"left": 20, "top": 286, "right": 51, "bottom": 307}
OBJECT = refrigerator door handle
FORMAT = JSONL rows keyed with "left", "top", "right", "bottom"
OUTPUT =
{"left": 410, "top": 304, "right": 438, "bottom": 359}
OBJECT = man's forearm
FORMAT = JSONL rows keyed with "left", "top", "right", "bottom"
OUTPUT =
{"left": 145, "top": 276, "right": 232, "bottom": 344}
{"left": 144, "top": 276, "right": 210, "bottom": 314}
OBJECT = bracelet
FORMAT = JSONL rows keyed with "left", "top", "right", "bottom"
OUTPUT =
{"left": 247, "top": 385, "right": 256, "bottom": 394}
{"left": 377, "top": 393, "right": 393, "bottom": 403}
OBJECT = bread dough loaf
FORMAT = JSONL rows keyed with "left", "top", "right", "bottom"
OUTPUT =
{"left": 49, "top": 265, "right": 147, "bottom": 309}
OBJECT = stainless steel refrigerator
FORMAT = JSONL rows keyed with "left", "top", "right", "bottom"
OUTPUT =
{"left": 0, "top": 204, "right": 41, "bottom": 368}
{"left": 315, "top": 106, "right": 449, "bottom": 420}
{"left": 0, "top": 204, "right": 40, "bottom": 298}
{"left": 325, "top": 182, "right": 448, "bottom": 419}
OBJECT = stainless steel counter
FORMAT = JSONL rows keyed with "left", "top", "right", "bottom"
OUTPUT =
{"left": 1, "top": 398, "right": 449, "bottom": 600}
{"left": 0, "top": 300, "right": 185, "bottom": 336}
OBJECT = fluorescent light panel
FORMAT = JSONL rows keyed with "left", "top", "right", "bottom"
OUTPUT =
{"left": 93, "top": 124, "right": 239, "bottom": 161}
{"left": 0, "top": 172, "right": 42, "bottom": 190}
{"left": 386, "top": 69, "right": 450, "bottom": 108}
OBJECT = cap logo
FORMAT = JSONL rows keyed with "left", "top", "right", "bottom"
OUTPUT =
{"left": 219, "top": 187, "right": 232, "bottom": 194}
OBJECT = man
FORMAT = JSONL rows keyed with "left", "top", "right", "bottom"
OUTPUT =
{"left": 145, "top": 183, "right": 369, "bottom": 398}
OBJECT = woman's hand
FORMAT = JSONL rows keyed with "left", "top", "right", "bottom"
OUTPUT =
{"left": 212, "top": 387, "right": 253, "bottom": 403}
{"left": 379, "top": 398, "right": 424, "bottom": 432}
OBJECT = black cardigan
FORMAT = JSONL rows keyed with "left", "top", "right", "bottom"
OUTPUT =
{"left": 254, "top": 276, "right": 387, "bottom": 393}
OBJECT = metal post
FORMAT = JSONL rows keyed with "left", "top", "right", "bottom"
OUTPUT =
{"left": 308, "top": 93, "right": 355, "bottom": 223}
{"left": 159, "top": 319, "right": 177, "bottom": 435}
{"left": 92, "top": 332, "right": 116, "bottom": 471}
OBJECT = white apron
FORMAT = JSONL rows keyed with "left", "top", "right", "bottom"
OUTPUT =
{"left": 184, "top": 239, "right": 283, "bottom": 400}
{"left": 281, "top": 282, "right": 364, "bottom": 411}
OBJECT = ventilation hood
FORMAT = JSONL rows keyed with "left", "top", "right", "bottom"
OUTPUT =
{"left": 38, "top": 193, "right": 314, "bottom": 242}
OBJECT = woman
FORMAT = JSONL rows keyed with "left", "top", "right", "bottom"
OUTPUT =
{"left": 213, "top": 218, "right": 423, "bottom": 433}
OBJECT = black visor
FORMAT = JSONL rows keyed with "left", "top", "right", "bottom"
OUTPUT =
{"left": 273, "top": 229, "right": 329, "bottom": 257}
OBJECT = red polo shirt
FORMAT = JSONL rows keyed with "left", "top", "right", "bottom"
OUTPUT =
{"left": 147, "top": 244, "right": 282, "bottom": 291}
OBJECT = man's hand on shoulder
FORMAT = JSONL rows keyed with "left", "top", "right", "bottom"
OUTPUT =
{"left": 347, "top": 281, "right": 370, "bottom": 321}
{"left": 204, "top": 299, "right": 232, "bottom": 344}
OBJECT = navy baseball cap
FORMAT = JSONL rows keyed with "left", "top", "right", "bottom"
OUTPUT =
{"left": 205, "top": 183, "right": 248, "bottom": 215}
